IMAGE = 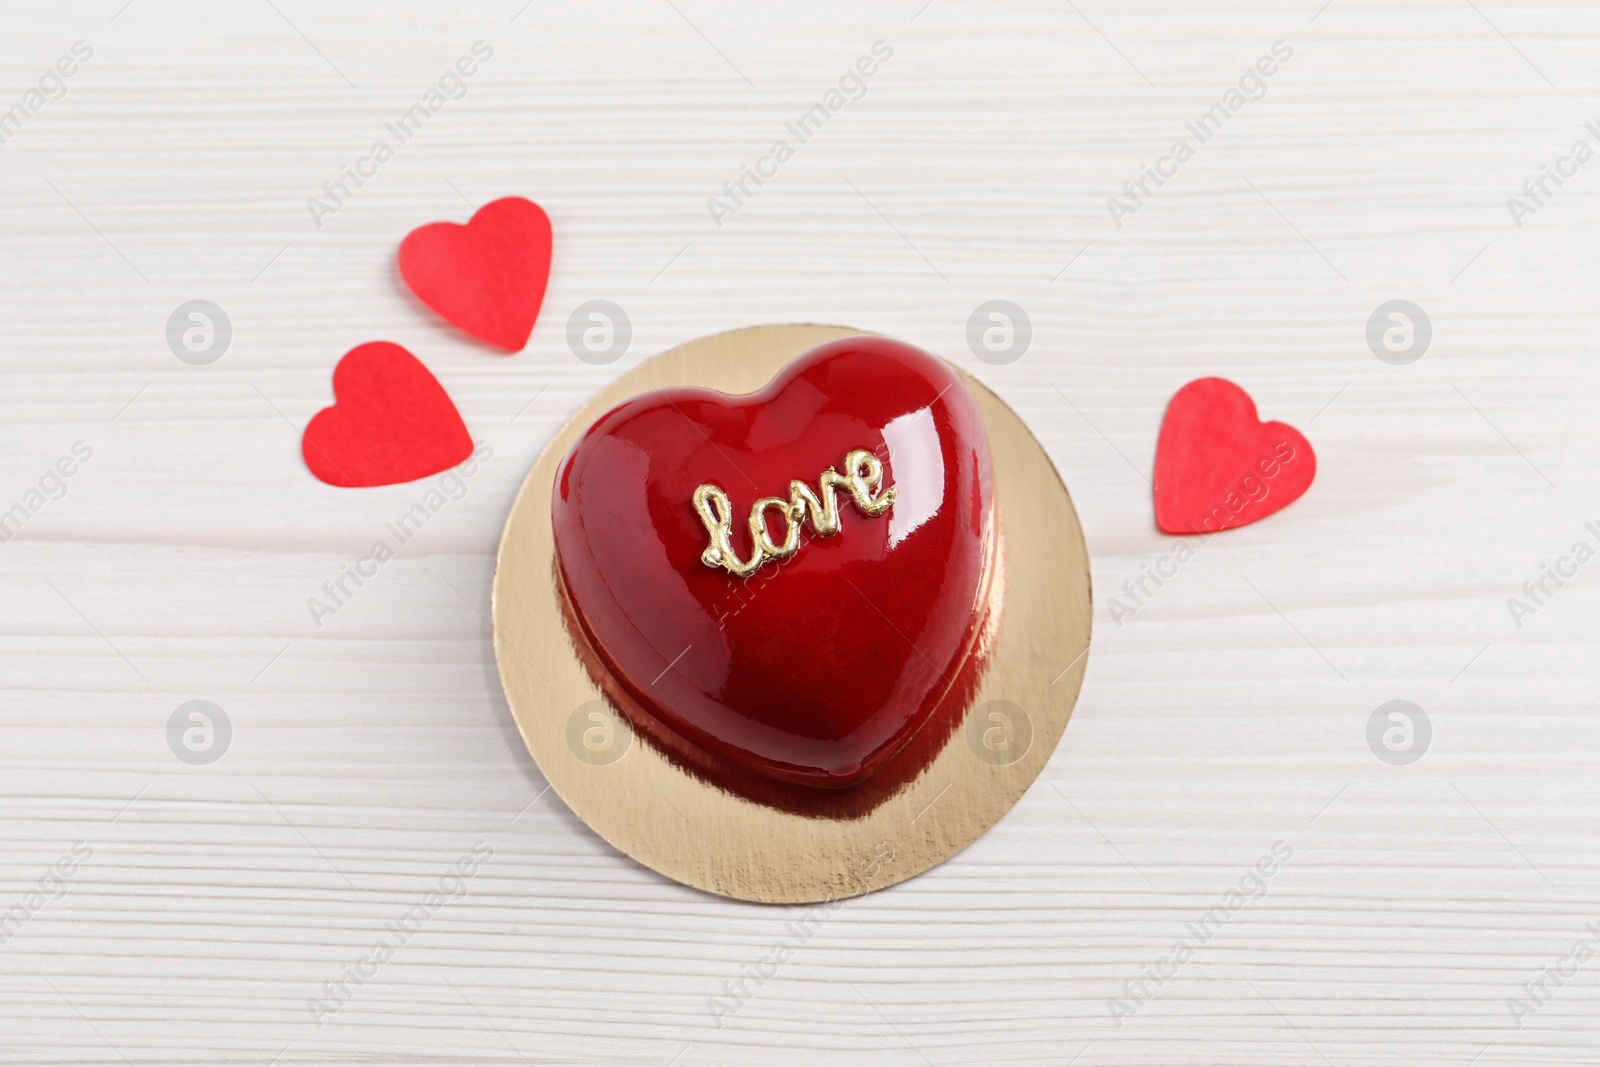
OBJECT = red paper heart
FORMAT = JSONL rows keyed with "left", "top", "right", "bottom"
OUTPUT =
{"left": 1153, "top": 377, "right": 1315, "bottom": 534}
{"left": 552, "top": 337, "right": 995, "bottom": 790}
{"left": 302, "top": 342, "right": 473, "bottom": 488}
{"left": 398, "top": 196, "right": 552, "bottom": 352}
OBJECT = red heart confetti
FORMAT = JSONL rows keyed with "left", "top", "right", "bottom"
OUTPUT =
{"left": 302, "top": 341, "right": 473, "bottom": 488}
{"left": 1153, "top": 377, "right": 1315, "bottom": 535}
{"left": 398, "top": 196, "right": 552, "bottom": 352}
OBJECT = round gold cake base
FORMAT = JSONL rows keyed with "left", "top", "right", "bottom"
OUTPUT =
{"left": 492, "top": 325, "right": 1091, "bottom": 903}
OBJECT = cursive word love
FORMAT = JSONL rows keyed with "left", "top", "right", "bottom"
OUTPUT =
{"left": 694, "top": 449, "right": 895, "bottom": 578}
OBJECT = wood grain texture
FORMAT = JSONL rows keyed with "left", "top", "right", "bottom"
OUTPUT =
{"left": 2, "top": 0, "right": 1597, "bottom": 1063}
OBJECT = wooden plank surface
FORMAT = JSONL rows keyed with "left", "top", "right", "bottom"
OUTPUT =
{"left": 1, "top": 1, "right": 1597, "bottom": 1063}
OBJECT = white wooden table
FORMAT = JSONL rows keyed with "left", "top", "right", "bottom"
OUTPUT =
{"left": 4, "top": 1, "right": 1597, "bottom": 1063}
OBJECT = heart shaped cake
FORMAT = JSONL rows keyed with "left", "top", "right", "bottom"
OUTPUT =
{"left": 551, "top": 336, "right": 995, "bottom": 790}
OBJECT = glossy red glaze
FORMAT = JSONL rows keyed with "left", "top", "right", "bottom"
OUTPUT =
{"left": 552, "top": 337, "right": 994, "bottom": 790}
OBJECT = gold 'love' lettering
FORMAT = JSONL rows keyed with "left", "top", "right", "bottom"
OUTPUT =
{"left": 693, "top": 449, "right": 896, "bottom": 578}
